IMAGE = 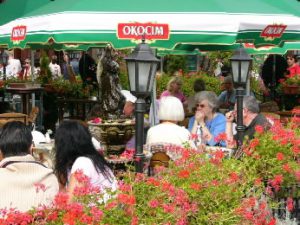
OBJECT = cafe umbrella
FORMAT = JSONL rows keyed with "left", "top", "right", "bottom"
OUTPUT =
{"left": 0, "top": 0, "right": 50, "bottom": 26}
{"left": 1, "top": 0, "right": 300, "bottom": 49}
{"left": 173, "top": 42, "right": 300, "bottom": 55}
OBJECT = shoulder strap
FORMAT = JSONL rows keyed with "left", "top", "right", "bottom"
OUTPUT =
{"left": 0, "top": 160, "right": 47, "bottom": 168}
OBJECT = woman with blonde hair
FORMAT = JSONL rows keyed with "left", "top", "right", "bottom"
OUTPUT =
{"left": 146, "top": 96, "right": 194, "bottom": 148}
{"left": 160, "top": 76, "right": 187, "bottom": 106}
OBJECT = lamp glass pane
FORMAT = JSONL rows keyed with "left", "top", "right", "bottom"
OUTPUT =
{"left": 240, "top": 61, "right": 250, "bottom": 83}
{"left": 231, "top": 60, "right": 240, "bottom": 83}
{"left": 138, "top": 62, "right": 151, "bottom": 92}
{"left": 127, "top": 61, "right": 136, "bottom": 92}
{"left": 148, "top": 63, "right": 158, "bottom": 93}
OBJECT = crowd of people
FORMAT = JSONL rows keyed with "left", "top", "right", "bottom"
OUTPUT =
{"left": 150, "top": 77, "right": 270, "bottom": 150}
{"left": 0, "top": 50, "right": 97, "bottom": 87}
{"left": 0, "top": 74, "right": 273, "bottom": 212}
{"left": 0, "top": 51, "right": 299, "bottom": 213}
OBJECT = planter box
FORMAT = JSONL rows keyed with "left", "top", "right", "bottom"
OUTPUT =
{"left": 8, "top": 83, "right": 41, "bottom": 89}
{"left": 283, "top": 85, "right": 300, "bottom": 95}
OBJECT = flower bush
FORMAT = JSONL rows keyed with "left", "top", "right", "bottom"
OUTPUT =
{"left": 0, "top": 112, "right": 299, "bottom": 224}
{"left": 280, "top": 74, "right": 300, "bottom": 86}
{"left": 155, "top": 73, "right": 222, "bottom": 97}
{"left": 44, "top": 77, "right": 94, "bottom": 98}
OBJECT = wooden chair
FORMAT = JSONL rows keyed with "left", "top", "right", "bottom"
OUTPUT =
{"left": 0, "top": 112, "right": 28, "bottom": 127}
{"left": 148, "top": 151, "right": 170, "bottom": 176}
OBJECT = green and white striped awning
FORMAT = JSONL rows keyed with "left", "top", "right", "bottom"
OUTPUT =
{"left": 0, "top": 0, "right": 300, "bottom": 50}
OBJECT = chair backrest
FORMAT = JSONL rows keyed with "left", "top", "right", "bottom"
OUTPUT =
{"left": 261, "top": 112, "right": 280, "bottom": 126}
{"left": 259, "top": 101, "right": 279, "bottom": 113}
{"left": 27, "top": 107, "right": 39, "bottom": 124}
{"left": 0, "top": 113, "right": 28, "bottom": 127}
{"left": 150, "top": 152, "right": 170, "bottom": 168}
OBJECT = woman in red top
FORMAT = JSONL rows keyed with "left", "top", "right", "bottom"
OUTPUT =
{"left": 286, "top": 53, "right": 300, "bottom": 77}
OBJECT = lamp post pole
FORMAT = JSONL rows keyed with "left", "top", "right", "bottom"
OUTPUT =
{"left": 235, "top": 86, "right": 245, "bottom": 148}
{"left": 134, "top": 98, "right": 146, "bottom": 172}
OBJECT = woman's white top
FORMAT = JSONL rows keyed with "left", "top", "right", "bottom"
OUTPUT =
{"left": 146, "top": 122, "right": 192, "bottom": 147}
{"left": 70, "top": 157, "right": 118, "bottom": 200}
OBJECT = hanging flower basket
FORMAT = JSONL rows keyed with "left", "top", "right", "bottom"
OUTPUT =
{"left": 282, "top": 85, "right": 300, "bottom": 95}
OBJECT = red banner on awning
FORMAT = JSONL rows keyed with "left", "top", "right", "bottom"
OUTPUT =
{"left": 117, "top": 22, "right": 169, "bottom": 40}
{"left": 261, "top": 24, "right": 286, "bottom": 39}
{"left": 11, "top": 25, "right": 27, "bottom": 42}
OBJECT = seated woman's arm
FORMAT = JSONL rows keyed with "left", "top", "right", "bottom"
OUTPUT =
{"left": 67, "top": 172, "right": 83, "bottom": 201}
{"left": 204, "top": 120, "right": 226, "bottom": 146}
{"left": 225, "top": 111, "right": 236, "bottom": 148}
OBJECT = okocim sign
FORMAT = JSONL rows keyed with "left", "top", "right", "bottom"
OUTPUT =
{"left": 117, "top": 22, "right": 169, "bottom": 40}
{"left": 260, "top": 24, "right": 287, "bottom": 40}
{"left": 11, "top": 25, "right": 27, "bottom": 43}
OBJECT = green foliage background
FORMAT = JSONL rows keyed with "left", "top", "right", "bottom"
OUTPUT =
{"left": 119, "top": 72, "right": 222, "bottom": 98}
{"left": 155, "top": 74, "right": 222, "bottom": 97}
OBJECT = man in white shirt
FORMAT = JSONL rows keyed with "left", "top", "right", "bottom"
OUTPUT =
{"left": 49, "top": 55, "right": 62, "bottom": 79}
{"left": 5, "top": 52, "right": 21, "bottom": 79}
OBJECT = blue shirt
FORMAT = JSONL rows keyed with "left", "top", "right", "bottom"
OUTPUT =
{"left": 218, "top": 90, "right": 236, "bottom": 110}
{"left": 218, "top": 89, "right": 256, "bottom": 110}
{"left": 188, "top": 113, "right": 226, "bottom": 146}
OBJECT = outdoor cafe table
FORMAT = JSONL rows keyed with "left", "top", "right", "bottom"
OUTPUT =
{"left": 57, "top": 97, "right": 99, "bottom": 122}
{"left": 5, "top": 87, "right": 44, "bottom": 115}
{"left": 32, "top": 142, "right": 54, "bottom": 168}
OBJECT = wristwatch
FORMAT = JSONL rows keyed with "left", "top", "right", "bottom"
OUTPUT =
{"left": 199, "top": 123, "right": 206, "bottom": 129}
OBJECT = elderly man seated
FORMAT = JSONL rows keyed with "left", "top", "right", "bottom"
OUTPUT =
{"left": 0, "top": 121, "right": 59, "bottom": 212}
{"left": 225, "top": 96, "right": 271, "bottom": 148}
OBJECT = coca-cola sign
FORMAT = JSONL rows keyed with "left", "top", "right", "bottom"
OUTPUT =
{"left": 11, "top": 25, "right": 27, "bottom": 42}
{"left": 260, "top": 24, "right": 287, "bottom": 39}
{"left": 117, "top": 22, "right": 169, "bottom": 40}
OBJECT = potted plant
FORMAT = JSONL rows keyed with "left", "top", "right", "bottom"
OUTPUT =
{"left": 278, "top": 74, "right": 300, "bottom": 95}
{"left": 5, "top": 77, "right": 41, "bottom": 89}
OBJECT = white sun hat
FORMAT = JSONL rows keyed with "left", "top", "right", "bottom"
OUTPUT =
{"left": 121, "top": 90, "right": 137, "bottom": 103}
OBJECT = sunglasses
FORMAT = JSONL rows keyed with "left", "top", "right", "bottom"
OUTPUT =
{"left": 196, "top": 103, "right": 206, "bottom": 108}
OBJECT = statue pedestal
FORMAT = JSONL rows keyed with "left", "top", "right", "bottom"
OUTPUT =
{"left": 88, "top": 119, "right": 135, "bottom": 155}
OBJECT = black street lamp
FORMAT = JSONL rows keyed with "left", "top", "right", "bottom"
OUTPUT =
{"left": 124, "top": 39, "right": 159, "bottom": 173}
{"left": 230, "top": 46, "right": 252, "bottom": 149}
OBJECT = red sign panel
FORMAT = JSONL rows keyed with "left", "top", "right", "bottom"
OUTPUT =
{"left": 117, "top": 22, "right": 169, "bottom": 40}
{"left": 11, "top": 25, "right": 27, "bottom": 42}
{"left": 243, "top": 43, "right": 255, "bottom": 48}
{"left": 260, "top": 24, "right": 287, "bottom": 39}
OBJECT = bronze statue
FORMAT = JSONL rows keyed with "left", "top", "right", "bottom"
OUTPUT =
{"left": 89, "top": 46, "right": 125, "bottom": 119}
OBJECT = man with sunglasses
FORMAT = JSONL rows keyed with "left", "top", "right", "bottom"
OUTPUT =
{"left": 20, "top": 58, "right": 32, "bottom": 80}
{"left": 225, "top": 96, "right": 270, "bottom": 148}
